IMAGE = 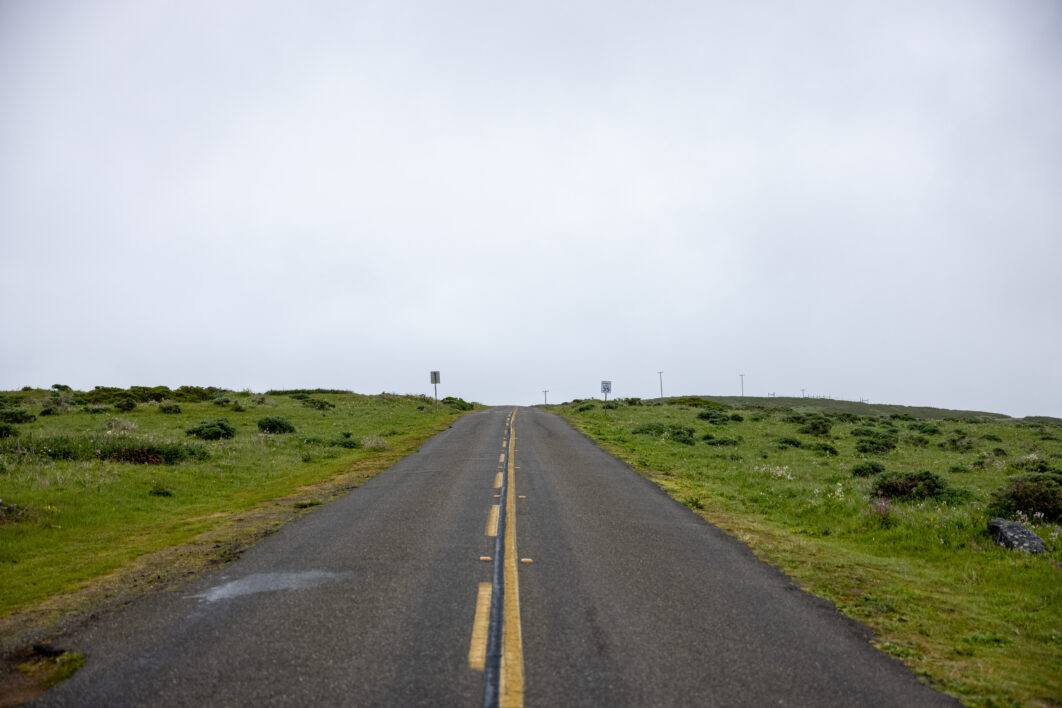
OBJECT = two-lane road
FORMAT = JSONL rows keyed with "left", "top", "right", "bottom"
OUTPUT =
{"left": 39, "top": 407, "right": 958, "bottom": 706}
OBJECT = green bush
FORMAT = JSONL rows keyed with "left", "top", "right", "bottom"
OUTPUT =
{"left": 159, "top": 400, "right": 182, "bottom": 414}
{"left": 186, "top": 418, "right": 236, "bottom": 440}
{"left": 729, "top": 413, "right": 744, "bottom": 422}
{"left": 808, "top": 442, "right": 839, "bottom": 456}
{"left": 258, "top": 416, "right": 296, "bottom": 434}
{"left": 114, "top": 398, "right": 137, "bottom": 412}
{"left": 798, "top": 416, "right": 832, "bottom": 436}
{"left": 442, "top": 396, "right": 474, "bottom": 411}
{"left": 0, "top": 422, "right": 19, "bottom": 439}
{"left": 0, "top": 407, "right": 35, "bottom": 424}
{"left": 851, "top": 461, "right": 885, "bottom": 477}
{"left": 303, "top": 398, "right": 336, "bottom": 410}
{"left": 0, "top": 409, "right": 36, "bottom": 424}
{"left": 777, "top": 436, "right": 802, "bottom": 449}
{"left": 697, "top": 409, "right": 730, "bottom": 424}
{"left": 872, "top": 470, "right": 967, "bottom": 502}
{"left": 987, "top": 472, "right": 1062, "bottom": 522}
{"left": 854, "top": 430, "right": 897, "bottom": 454}
{"left": 576, "top": 403, "right": 595, "bottom": 412}
{"left": 939, "top": 429, "right": 976, "bottom": 452}
{"left": 603, "top": 401, "right": 619, "bottom": 409}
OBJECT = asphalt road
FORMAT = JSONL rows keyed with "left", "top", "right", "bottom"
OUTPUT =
{"left": 37, "top": 407, "right": 959, "bottom": 707}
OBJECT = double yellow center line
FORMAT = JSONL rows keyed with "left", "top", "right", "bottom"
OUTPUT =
{"left": 469, "top": 408, "right": 524, "bottom": 708}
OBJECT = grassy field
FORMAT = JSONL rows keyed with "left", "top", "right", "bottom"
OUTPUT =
{"left": 0, "top": 386, "right": 474, "bottom": 651}
{"left": 554, "top": 396, "right": 1062, "bottom": 708}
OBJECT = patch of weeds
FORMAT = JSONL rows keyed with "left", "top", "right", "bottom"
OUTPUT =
{"left": 777, "top": 436, "right": 802, "bottom": 449}
{"left": 104, "top": 418, "right": 136, "bottom": 434}
{"left": 669, "top": 396, "right": 719, "bottom": 408}
{"left": 0, "top": 434, "right": 207, "bottom": 464}
{"left": 16, "top": 646, "right": 86, "bottom": 690}
{"left": 851, "top": 461, "right": 885, "bottom": 477}
{"left": 0, "top": 422, "right": 18, "bottom": 439}
{"left": 949, "top": 464, "right": 970, "bottom": 474}
{"left": 302, "top": 398, "right": 335, "bottom": 410}
{"left": 633, "top": 423, "right": 696, "bottom": 445}
{"left": 362, "top": 435, "right": 388, "bottom": 451}
{"left": 148, "top": 480, "right": 173, "bottom": 497}
{"left": 186, "top": 418, "right": 236, "bottom": 440}
{"left": 682, "top": 496, "right": 704, "bottom": 510}
{"left": 258, "top": 417, "right": 296, "bottom": 434}
{"left": 576, "top": 403, "right": 596, "bottom": 412}
{"left": 212, "top": 396, "right": 233, "bottom": 406}
{"left": 294, "top": 500, "right": 323, "bottom": 509}
{"left": 602, "top": 401, "right": 619, "bottom": 409}
{"left": 981, "top": 433, "right": 1002, "bottom": 442}
{"left": 991, "top": 447, "right": 1008, "bottom": 457}
{"left": 702, "top": 433, "right": 739, "bottom": 446}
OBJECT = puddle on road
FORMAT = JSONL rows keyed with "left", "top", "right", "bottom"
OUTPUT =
{"left": 193, "top": 571, "right": 352, "bottom": 603}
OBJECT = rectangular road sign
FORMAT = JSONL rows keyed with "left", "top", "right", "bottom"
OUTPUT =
{"left": 601, "top": 381, "right": 611, "bottom": 394}
{"left": 430, "top": 371, "right": 441, "bottom": 384}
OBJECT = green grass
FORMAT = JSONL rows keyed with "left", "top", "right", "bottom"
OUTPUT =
{"left": 555, "top": 397, "right": 1062, "bottom": 708}
{"left": 0, "top": 388, "right": 474, "bottom": 629}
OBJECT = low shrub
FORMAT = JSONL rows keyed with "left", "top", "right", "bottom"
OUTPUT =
{"left": 851, "top": 461, "right": 885, "bottom": 477}
{"left": 83, "top": 406, "right": 111, "bottom": 414}
{"left": 729, "top": 413, "right": 744, "bottom": 422}
{"left": 576, "top": 403, "right": 595, "bottom": 412}
{"left": 798, "top": 416, "right": 832, "bottom": 437}
{"left": 0, "top": 434, "right": 207, "bottom": 464}
{"left": 258, "top": 416, "right": 296, "bottom": 434}
{"left": 871, "top": 470, "right": 967, "bottom": 502}
{"left": 212, "top": 396, "right": 233, "bottom": 406}
{"left": 697, "top": 409, "right": 730, "bottom": 424}
{"left": 777, "top": 436, "right": 802, "bottom": 449}
{"left": 702, "top": 433, "right": 739, "bottom": 446}
{"left": 854, "top": 431, "right": 897, "bottom": 454}
{"left": 939, "top": 429, "right": 976, "bottom": 452}
{"left": 0, "top": 423, "right": 18, "bottom": 439}
{"left": 669, "top": 397, "right": 719, "bottom": 408}
{"left": 186, "top": 418, "right": 236, "bottom": 440}
{"left": 303, "top": 398, "right": 336, "bottom": 410}
{"left": 603, "top": 401, "right": 619, "bottom": 409}
{"left": 159, "top": 400, "right": 182, "bottom": 414}
{"left": 987, "top": 472, "right": 1062, "bottom": 522}
{"left": 114, "top": 398, "right": 137, "bottom": 412}
{"left": 442, "top": 396, "right": 474, "bottom": 411}
{"left": 0, "top": 409, "right": 36, "bottom": 424}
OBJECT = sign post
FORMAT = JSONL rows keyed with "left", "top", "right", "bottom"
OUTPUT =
{"left": 430, "top": 371, "right": 441, "bottom": 412}
{"left": 601, "top": 380, "right": 612, "bottom": 402}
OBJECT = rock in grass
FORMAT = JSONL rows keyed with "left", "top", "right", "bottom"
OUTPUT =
{"left": 987, "top": 518, "right": 1045, "bottom": 554}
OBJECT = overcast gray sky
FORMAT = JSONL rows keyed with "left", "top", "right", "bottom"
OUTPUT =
{"left": 2, "top": 1, "right": 1060, "bottom": 417}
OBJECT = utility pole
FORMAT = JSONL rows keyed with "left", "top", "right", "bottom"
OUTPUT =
{"left": 657, "top": 371, "right": 663, "bottom": 399}
{"left": 801, "top": 388, "right": 806, "bottom": 398}
{"left": 542, "top": 390, "right": 548, "bottom": 405}
{"left": 740, "top": 373, "right": 745, "bottom": 397}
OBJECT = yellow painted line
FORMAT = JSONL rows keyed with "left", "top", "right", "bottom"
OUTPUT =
{"left": 486, "top": 504, "right": 500, "bottom": 537}
{"left": 468, "top": 583, "right": 492, "bottom": 671}
{"left": 500, "top": 407, "right": 524, "bottom": 708}
{"left": 494, "top": 472, "right": 503, "bottom": 488}
{"left": 499, "top": 453, "right": 505, "bottom": 464}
